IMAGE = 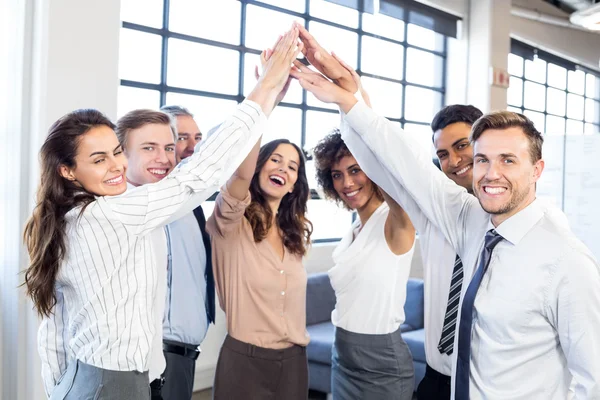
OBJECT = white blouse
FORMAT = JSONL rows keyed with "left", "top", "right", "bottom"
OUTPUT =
{"left": 329, "top": 202, "right": 415, "bottom": 334}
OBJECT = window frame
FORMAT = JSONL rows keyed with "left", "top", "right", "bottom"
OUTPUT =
{"left": 119, "top": 0, "right": 449, "bottom": 241}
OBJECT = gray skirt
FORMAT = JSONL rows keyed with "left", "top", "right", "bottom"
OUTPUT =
{"left": 49, "top": 359, "right": 150, "bottom": 400}
{"left": 331, "top": 326, "right": 415, "bottom": 400}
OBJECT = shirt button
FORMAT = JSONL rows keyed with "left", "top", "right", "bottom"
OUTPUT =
{"left": 281, "top": 291, "right": 285, "bottom": 296}
{"left": 280, "top": 270, "right": 284, "bottom": 274}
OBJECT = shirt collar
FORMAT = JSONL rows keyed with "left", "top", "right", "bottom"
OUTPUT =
{"left": 486, "top": 198, "right": 544, "bottom": 246}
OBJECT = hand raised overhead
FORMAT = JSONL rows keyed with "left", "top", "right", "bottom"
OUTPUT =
{"left": 293, "top": 21, "right": 358, "bottom": 94}
{"left": 290, "top": 60, "right": 357, "bottom": 113}
{"left": 247, "top": 27, "right": 304, "bottom": 116}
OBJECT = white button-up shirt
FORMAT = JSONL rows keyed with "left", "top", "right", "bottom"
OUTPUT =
{"left": 37, "top": 100, "right": 266, "bottom": 398}
{"left": 341, "top": 101, "right": 600, "bottom": 399}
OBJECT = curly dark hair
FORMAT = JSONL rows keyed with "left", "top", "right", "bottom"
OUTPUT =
{"left": 312, "top": 129, "right": 383, "bottom": 210}
{"left": 245, "top": 139, "right": 313, "bottom": 256}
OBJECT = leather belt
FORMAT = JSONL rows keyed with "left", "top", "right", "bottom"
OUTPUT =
{"left": 163, "top": 342, "right": 201, "bottom": 360}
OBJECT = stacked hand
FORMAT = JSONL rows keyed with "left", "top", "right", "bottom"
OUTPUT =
{"left": 247, "top": 27, "right": 303, "bottom": 116}
{"left": 293, "top": 22, "right": 358, "bottom": 94}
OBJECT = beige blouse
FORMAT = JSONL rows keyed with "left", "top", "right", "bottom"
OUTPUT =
{"left": 206, "top": 186, "right": 310, "bottom": 349}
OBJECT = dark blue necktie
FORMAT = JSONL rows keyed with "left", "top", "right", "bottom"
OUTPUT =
{"left": 455, "top": 229, "right": 504, "bottom": 400}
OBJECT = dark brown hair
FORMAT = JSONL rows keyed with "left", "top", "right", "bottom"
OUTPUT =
{"left": 312, "top": 129, "right": 384, "bottom": 209}
{"left": 245, "top": 139, "right": 312, "bottom": 256}
{"left": 23, "top": 109, "right": 115, "bottom": 317}
{"left": 470, "top": 111, "right": 543, "bottom": 163}
{"left": 115, "top": 109, "right": 176, "bottom": 149}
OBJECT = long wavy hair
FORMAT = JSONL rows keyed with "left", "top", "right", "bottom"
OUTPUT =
{"left": 245, "top": 139, "right": 313, "bottom": 256}
{"left": 23, "top": 109, "right": 116, "bottom": 317}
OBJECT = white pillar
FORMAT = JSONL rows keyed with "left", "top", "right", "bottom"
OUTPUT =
{"left": 466, "top": 0, "right": 511, "bottom": 113}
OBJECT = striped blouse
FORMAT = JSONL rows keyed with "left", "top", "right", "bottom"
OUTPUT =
{"left": 37, "top": 100, "right": 266, "bottom": 397}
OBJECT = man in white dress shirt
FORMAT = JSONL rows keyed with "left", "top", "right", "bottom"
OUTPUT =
{"left": 291, "top": 59, "right": 600, "bottom": 399}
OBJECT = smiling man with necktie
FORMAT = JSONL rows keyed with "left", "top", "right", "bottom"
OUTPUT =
{"left": 290, "top": 49, "right": 600, "bottom": 399}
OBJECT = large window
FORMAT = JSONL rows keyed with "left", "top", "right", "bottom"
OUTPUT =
{"left": 508, "top": 40, "right": 600, "bottom": 136}
{"left": 118, "top": 0, "right": 450, "bottom": 241}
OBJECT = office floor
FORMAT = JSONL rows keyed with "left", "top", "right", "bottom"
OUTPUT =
{"left": 192, "top": 389, "right": 329, "bottom": 399}
{"left": 193, "top": 389, "right": 417, "bottom": 399}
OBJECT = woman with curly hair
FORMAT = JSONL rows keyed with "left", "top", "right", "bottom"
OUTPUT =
{"left": 207, "top": 135, "right": 313, "bottom": 399}
{"left": 313, "top": 128, "right": 416, "bottom": 399}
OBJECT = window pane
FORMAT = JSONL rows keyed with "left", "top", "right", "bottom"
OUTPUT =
{"left": 361, "top": 36, "right": 404, "bottom": 80}
{"left": 524, "top": 110, "right": 545, "bottom": 134}
{"left": 362, "top": 12, "right": 404, "bottom": 41}
{"left": 119, "top": 29, "right": 162, "bottom": 84}
{"left": 309, "top": 0, "right": 359, "bottom": 28}
{"left": 404, "top": 86, "right": 442, "bottom": 123}
{"left": 169, "top": 0, "right": 240, "bottom": 45}
{"left": 260, "top": 0, "right": 306, "bottom": 13}
{"left": 308, "top": 22, "right": 358, "bottom": 69}
{"left": 407, "top": 24, "right": 444, "bottom": 52}
{"left": 165, "top": 93, "right": 238, "bottom": 135}
{"left": 546, "top": 88, "right": 566, "bottom": 117}
{"left": 361, "top": 76, "right": 403, "bottom": 119}
{"left": 547, "top": 63, "right": 567, "bottom": 90}
{"left": 403, "top": 123, "right": 435, "bottom": 157}
{"left": 117, "top": 86, "right": 160, "bottom": 117}
{"left": 167, "top": 39, "right": 239, "bottom": 95}
{"left": 566, "top": 119, "right": 584, "bottom": 135}
{"left": 566, "top": 93, "right": 584, "bottom": 120}
{"left": 243, "top": 52, "right": 303, "bottom": 103}
{"left": 507, "top": 106, "right": 523, "bottom": 113}
{"left": 523, "top": 81, "right": 546, "bottom": 112}
{"left": 308, "top": 199, "right": 353, "bottom": 240}
{"left": 585, "top": 99, "right": 600, "bottom": 123}
{"left": 406, "top": 47, "right": 443, "bottom": 87}
{"left": 568, "top": 69, "right": 585, "bottom": 95}
{"left": 263, "top": 106, "right": 302, "bottom": 146}
{"left": 585, "top": 123, "right": 600, "bottom": 134}
{"left": 586, "top": 73, "right": 600, "bottom": 100}
{"left": 525, "top": 57, "right": 546, "bottom": 84}
{"left": 545, "top": 115, "right": 564, "bottom": 135}
{"left": 121, "top": 0, "right": 163, "bottom": 28}
{"left": 245, "top": 5, "right": 304, "bottom": 51}
{"left": 305, "top": 110, "right": 341, "bottom": 153}
{"left": 508, "top": 54, "right": 523, "bottom": 77}
{"left": 507, "top": 77, "right": 523, "bottom": 107}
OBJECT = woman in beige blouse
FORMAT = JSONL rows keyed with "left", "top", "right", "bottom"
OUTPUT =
{"left": 207, "top": 134, "right": 313, "bottom": 399}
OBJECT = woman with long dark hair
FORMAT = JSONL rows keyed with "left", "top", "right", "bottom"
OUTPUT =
{"left": 208, "top": 137, "right": 313, "bottom": 400}
{"left": 23, "top": 28, "right": 301, "bottom": 400}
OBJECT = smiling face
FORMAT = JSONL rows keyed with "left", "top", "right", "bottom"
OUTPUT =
{"left": 123, "top": 123, "right": 175, "bottom": 186}
{"left": 175, "top": 115, "right": 202, "bottom": 162}
{"left": 258, "top": 143, "right": 300, "bottom": 201}
{"left": 59, "top": 125, "right": 128, "bottom": 196}
{"left": 473, "top": 127, "right": 544, "bottom": 225}
{"left": 331, "top": 155, "right": 378, "bottom": 211}
{"left": 434, "top": 121, "right": 474, "bottom": 192}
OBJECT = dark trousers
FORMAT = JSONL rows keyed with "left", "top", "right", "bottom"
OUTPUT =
{"left": 162, "top": 341, "right": 198, "bottom": 400}
{"left": 213, "top": 335, "right": 308, "bottom": 400}
{"left": 416, "top": 364, "right": 451, "bottom": 400}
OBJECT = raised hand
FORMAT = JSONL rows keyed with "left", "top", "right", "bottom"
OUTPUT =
{"left": 331, "top": 52, "right": 372, "bottom": 108}
{"left": 255, "top": 44, "right": 293, "bottom": 107}
{"left": 293, "top": 22, "right": 358, "bottom": 94}
{"left": 247, "top": 27, "right": 303, "bottom": 116}
{"left": 290, "top": 60, "right": 357, "bottom": 113}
